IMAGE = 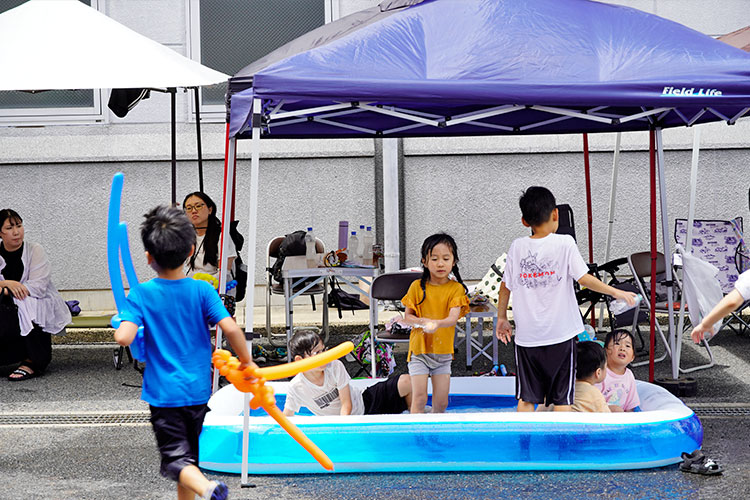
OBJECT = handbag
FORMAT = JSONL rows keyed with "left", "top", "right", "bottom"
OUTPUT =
{"left": 0, "top": 287, "right": 21, "bottom": 340}
{"left": 327, "top": 277, "right": 368, "bottom": 319}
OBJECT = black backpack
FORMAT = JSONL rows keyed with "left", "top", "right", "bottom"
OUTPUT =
{"left": 270, "top": 230, "right": 308, "bottom": 283}
{"left": 229, "top": 221, "right": 248, "bottom": 302}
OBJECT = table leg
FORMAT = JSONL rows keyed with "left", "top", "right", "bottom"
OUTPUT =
{"left": 322, "top": 276, "right": 329, "bottom": 343}
{"left": 465, "top": 315, "right": 471, "bottom": 369}
{"left": 284, "top": 277, "right": 293, "bottom": 362}
{"left": 492, "top": 315, "right": 499, "bottom": 365}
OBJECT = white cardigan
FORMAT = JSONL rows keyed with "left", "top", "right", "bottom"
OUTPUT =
{"left": 0, "top": 241, "right": 71, "bottom": 336}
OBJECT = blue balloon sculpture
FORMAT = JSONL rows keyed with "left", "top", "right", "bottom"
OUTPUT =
{"left": 107, "top": 172, "right": 144, "bottom": 360}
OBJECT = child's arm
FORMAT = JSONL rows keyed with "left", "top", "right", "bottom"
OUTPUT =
{"left": 114, "top": 321, "right": 139, "bottom": 346}
{"left": 690, "top": 289, "right": 745, "bottom": 343}
{"left": 404, "top": 306, "right": 461, "bottom": 333}
{"left": 217, "top": 316, "right": 254, "bottom": 368}
{"left": 608, "top": 404, "right": 624, "bottom": 412}
{"left": 578, "top": 274, "right": 637, "bottom": 304}
{"left": 339, "top": 384, "right": 353, "bottom": 415}
{"left": 283, "top": 407, "right": 295, "bottom": 416}
{"left": 494, "top": 283, "right": 513, "bottom": 345}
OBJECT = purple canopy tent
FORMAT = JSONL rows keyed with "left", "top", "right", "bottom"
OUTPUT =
{"left": 215, "top": 1, "right": 750, "bottom": 478}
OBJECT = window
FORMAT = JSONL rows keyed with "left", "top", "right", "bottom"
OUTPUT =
{"left": 0, "top": 0, "right": 105, "bottom": 126}
{"left": 188, "top": 0, "right": 333, "bottom": 118}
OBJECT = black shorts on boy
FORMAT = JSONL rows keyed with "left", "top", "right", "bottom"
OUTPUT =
{"left": 515, "top": 337, "right": 577, "bottom": 406}
{"left": 149, "top": 404, "right": 208, "bottom": 480}
{"left": 362, "top": 374, "right": 408, "bottom": 414}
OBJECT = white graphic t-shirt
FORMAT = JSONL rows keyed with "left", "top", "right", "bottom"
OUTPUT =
{"left": 734, "top": 269, "right": 750, "bottom": 300}
{"left": 283, "top": 359, "right": 365, "bottom": 416}
{"left": 503, "top": 233, "right": 589, "bottom": 347}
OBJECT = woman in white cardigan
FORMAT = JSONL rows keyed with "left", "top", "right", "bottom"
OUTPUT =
{"left": 0, "top": 209, "right": 71, "bottom": 381}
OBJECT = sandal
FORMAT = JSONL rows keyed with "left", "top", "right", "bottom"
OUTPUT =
{"left": 7, "top": 366, "right": 38, "bottom": 382}
{"left": 679, "top": 450, "right": 724, "bottom": 475}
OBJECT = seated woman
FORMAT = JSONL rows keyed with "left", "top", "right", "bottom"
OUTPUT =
{"left": 0, "top": 209, "right": 71, "bottom": 381}
{"left": 182, "top": 192, "right": 236, "bottom": 286}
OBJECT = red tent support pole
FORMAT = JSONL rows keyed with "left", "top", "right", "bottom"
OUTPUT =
{"left": 649, "top": 129, "right": 657, "bottom": 383}
{"left": 583, "top": 133, "right": 596, "bottom": 326}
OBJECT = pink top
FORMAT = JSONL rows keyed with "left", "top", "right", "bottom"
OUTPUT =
{"left": 595, "top": 367, "right": 640, "bottom": 411}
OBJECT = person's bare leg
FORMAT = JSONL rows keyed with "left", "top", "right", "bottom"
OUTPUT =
{"left": 430, "top": 374, "right": 451, "bottom": 413}
{"left": 177, "top": 465, "right": 210, "bottom": 500}
{"left": 552, "top": 404, "right": 571, "bottom": 412}
{"left": 410, "top": 374, "right": 429, "bottom": 413}
{"left": 397, "top": 374, "right": 413, "bottom": 409}
{"left": 517, "top": 399, "right": 535, "bottom": 412}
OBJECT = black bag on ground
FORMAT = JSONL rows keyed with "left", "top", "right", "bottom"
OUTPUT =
{"left": 327, "top": 277, "right": 368, "bottom": 319}
{"left": 270, "top": 230, "right": 308, "bottom": 284}
{"left": 0, "top": 287, "right": 21, "bottom": 340}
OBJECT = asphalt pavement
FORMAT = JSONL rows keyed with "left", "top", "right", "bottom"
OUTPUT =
{"left": 2, "top": 318, "right": 750, "bottom": 500}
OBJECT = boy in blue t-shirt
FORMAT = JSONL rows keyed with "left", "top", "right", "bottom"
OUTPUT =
{"left": 115, "top": 206, "right": 253, "bottom": 500}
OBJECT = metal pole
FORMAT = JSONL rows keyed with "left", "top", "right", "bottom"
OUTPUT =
{"left": 383, "top": 138, "right": 400, "bottom": 273}
{"left": 598, "top": 132, "right": 621, "bottom": 329}
{"left": 170, "top": 88, "right": 177, "bottom": 205}
{"left": 656, "top": 128, "right": 677, "bottom": 380}
{"left": 582, "top": 133, "right": 596, "bottom": 327}
{"left": 649, "top": 129, "right": 657, "bottom": 383}
{"left": 194, "top": 87, "right": 204, "bottom": 192}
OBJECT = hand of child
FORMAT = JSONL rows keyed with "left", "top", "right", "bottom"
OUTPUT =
{"left": 239, "top": 360, "right": 260, "bottom": 382}
{"left": 690, "top": 322, "right": 713, "bottom": 344}
{"left": 613, "top": 289, "right": 638, "bottom": 306}
{"left": 495, "top": 319, "right": 513, "bottom": 345}
{"left": 421, "top": 319, "right": 438, "bottom": 333}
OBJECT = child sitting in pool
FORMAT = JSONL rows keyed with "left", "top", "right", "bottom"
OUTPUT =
{"left": 595, "top": 329, "right": 640, "bottom": 412}
{"left": 283, "top": 329, "right": 412, "bottom": 416}
{"left": 571, "top": 341, "right": 610, "bottom": 413}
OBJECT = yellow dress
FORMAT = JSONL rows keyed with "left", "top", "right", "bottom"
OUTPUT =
{"left": 401, "top": 279, "right": 470, "bottom": 361}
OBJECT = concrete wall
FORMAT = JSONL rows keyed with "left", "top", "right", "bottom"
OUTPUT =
{"left": 1, "top": 0, "right": 749, "bottom": 309}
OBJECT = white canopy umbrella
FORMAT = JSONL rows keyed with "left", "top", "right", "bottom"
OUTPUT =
{"left": 0, "top": 0, "right": 229, "bottom": 201}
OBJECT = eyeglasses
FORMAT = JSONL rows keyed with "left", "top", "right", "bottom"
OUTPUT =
{"left": 184, "top": 203, "right": 206, "bottom": 212}
{"left": 310, "top": 346, "right": 327, "bottom": 357}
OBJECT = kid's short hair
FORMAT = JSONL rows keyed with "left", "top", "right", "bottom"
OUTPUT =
{"left": 289, "top": 329, "right": 323, "bottom": 360}
{"left": 604, "top": 329, "right": 635, "bottom": 350}
{"left": 140, "top": 205, "right": 196, "bottom": 270}
{"left": 576, "top": 341, "right": 607, "bottom": 380}
{"left": 519, "top": 186, "right": 557, "bottom": 227}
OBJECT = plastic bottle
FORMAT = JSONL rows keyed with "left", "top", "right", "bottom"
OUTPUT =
{"left": 358, "top": 225, "right": 366, "bottom": 261}
{"left": 305, "top": 227, "right": 316, "bottom": 268}
{"left": 499, "top": 364, "right": 508, "bottom": 376}
{"left": 362, "top": 226, "right": 374, "bottom": 266}
{"left": 348, "top": 231, "right": 359, "bottom": 265}
{"left": 609, "top": 294, "right": 642, "bottom": 315}
{"left": 338, "top": 221, "right": 349, "bottom": 250}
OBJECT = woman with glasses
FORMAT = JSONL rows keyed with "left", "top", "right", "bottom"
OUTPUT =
{"left": 0, "top": 209, "right": 71, "bottom": 381}
{"left": 182, "top": 192, "right": 236, "bottom": 286}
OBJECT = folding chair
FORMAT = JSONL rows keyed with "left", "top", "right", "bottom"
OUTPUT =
{"left": 368, "top": 271, "right": 422, "bottom": 378}
{"left": 675, "top": 218, "right": 750, "bottom": 336}
{"left": 264, "top": 236, "right": 328, "bottom": 346}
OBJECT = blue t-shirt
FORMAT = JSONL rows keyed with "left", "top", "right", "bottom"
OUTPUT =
{"left": 119, "top": 278, "right": 229, "bottom": 407}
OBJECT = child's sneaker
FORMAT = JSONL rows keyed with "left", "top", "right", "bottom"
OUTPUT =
{"left": 203, "top": 481, "right": 229, "bottom": 500}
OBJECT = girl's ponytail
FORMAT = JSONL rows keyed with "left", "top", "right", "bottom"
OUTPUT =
{"left": 417, "top": 266, "right": 430, "bottom": 305}
{"left": 452, "top": 264, "right": 469, "bottom": 295}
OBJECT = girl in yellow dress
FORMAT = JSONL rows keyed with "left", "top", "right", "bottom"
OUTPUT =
{"left": 402, "top": 233, "right": 469, "bottom": 413}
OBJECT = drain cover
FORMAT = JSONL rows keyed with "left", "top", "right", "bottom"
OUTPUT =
{"left": 0, "top": 412, "right": 150, "bottom": 426}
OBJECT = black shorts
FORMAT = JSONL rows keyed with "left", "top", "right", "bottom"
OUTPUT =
{"left": 149, "top": 404, "right": 208, "bottom": 481}
{"left": 362, "top": 374, "right": 408, "bottom": 415}
{"left": 515, "top": 337, "right": 577, "bottom": 406}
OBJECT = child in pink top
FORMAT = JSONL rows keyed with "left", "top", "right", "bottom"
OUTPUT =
{"left": 595, "top": 329, "right": 641, "bottom": 412}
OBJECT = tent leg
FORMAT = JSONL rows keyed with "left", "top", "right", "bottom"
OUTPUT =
{"left": 655, "top": 129, "right": 677, "bottom": 380}
{"left": 582, "top": 133, "right": 595, "bottom": 327}
{"left": 649, "top": 130, "right": 657, "bottom": 383}
{"left": 599, "top": 132, "right": 621, "bottom": 330}
{"left": 194, "top": 87, "right": 204, "bottom": 192}
{"left": 170, "top": 87, "right": 177, "bottom": 205}
{"left": 383, "top": 138, "right": 400, "bottom": 274}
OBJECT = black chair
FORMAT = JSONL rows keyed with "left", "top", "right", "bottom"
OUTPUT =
{"left": 556, "top": 203, "right": 576, "bottom": 241}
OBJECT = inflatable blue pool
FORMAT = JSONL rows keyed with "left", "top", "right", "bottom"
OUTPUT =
{"left": 199, "top": 377, "right": 702, "bottom": 474}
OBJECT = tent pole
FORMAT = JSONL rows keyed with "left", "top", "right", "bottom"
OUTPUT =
{"left": 213, "top": 123, "right": 235, "bottom": 392}
{"left": 383, "top": 138, "right": 400, "bottom": 274}
{"left": 649, "top": 129, "right": 657, "bottom": 383}
{"left": 194, "top": 87, "right": 204, "bottom": 192}
{"left": 240, "top": 98, "right": 262, "bottom": 488}
{"left": 598, "top": 132, "right": 622, "bottom": 329}
{"left": 675, "top": 126, "right": 701, "bottom": 372}
{"left": 582, "top": 134, "right": 595, "bottom": 327}
{"left": 170, "top": 87, "right": 177, "bottom": 205}
{"left": 655, "top": 128, "right": 678, "bottom": 380}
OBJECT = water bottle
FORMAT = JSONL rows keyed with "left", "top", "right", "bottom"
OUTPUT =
{"left": 305, "top": 227, "right": 316, "bottom": 268}
{"left": 362, "top": 226, "right": 374, "bottom": 266}
{"left": 358, "top": 225, "right": 366, "bottom": 261}
{"left": 338, "top": 221, "right": 349, "bottom": 250}
{"left": 609, "top": 294, "right": 642, "bottom": 315}
{"left": 348, "top": 231, "right": 359, "bottom": 264}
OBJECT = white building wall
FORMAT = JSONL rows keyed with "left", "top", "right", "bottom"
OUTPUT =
{"left": 0, "top": 0, "right": 749, "bottom": 306}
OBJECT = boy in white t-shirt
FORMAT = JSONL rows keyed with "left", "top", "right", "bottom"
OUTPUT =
{"left": 596, "top": 329, "right": 640, "bottom": 412}
{"left": 283, "top": 330, "right": 412, "bottom": 416}
{"left": 691, "top": 269, "right": 750, "bottom": 343}
{"left": 495, "top": 186, "right": 636, "bottom": 412}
